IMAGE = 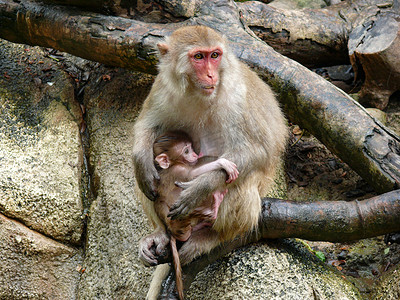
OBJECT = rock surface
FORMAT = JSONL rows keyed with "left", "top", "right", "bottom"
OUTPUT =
{"left": 0, "top": 213, "right": 82, "bottom": 299}
{"left": 0, "top": 40, "right": 84, "bottom": 245}
{"left": 187, "top": 240, "right": 361, "bottom": 299}
{"left": 78, "top": 68, "right": 155, "bottom": 299}
{"left": 0, "top": 39, "right": 84, "bottom": 299}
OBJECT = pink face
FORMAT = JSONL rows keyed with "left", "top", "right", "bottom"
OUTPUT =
{"left": 177, "top": 141, "right": 198, "bottom": 165}
{"left": 188, "top": 47, "right": 223, "bottom": 95}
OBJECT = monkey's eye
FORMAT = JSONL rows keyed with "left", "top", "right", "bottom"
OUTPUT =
{"left": 185, "top": 148, "right": 189, "bottom": 154}
{"left": 194, "top": 53, "right": 204, "bottom": 60}
{"left": 211, "top": 52, "right": 219, "bottom": 59}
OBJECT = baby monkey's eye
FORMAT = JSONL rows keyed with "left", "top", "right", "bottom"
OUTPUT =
{"left": 211, "top": 52, "right": 219, "bottom": 59}
{"left": 185, "top": 149, "right": 189, "bottom": 154}
{"left": 194, "top": 53, "right": 204, "bottom": 60}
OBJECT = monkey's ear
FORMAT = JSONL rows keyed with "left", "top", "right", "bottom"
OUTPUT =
{"left": 157, "top": 43, "right": 169, "bottom": 56}
{"left": 155, "top": 154, "right": 170, "bottom": 169}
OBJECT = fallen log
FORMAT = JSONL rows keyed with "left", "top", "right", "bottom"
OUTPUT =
{"left": 159, "top": 189, "right": 400, "bottom": 299}
{"left": 0, "top": 0, "right": 176, "bottom": 74}
{"left": 238, "top": 0, "right": 351, "bottom": 67}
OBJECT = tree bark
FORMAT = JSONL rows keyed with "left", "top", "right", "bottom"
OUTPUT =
{"left": 34, "top": 0, "right": 194, "bottom": 22}
{"left": 32, "top": 0, "right": 110, "bottom": 12}
{"left": 261, "top": 191, "right": 400, "bottom": 241}
{"left": 0, "top": 0, "right": 399, "bottom": 191}
{"left": 0, "top": 0, "right": 178, "bottom": 74}
{"left": 349, "top": 12, "right": 400, "bottom": 109}
{"left": 238, "top": 0, "right": 351, "bottom": 67}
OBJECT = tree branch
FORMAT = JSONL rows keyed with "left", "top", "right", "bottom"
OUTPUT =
{"left": 0, "top": 0, "right": 179, "bottom": 74}
{"left": 261, "top": 190, "right": 400, "bottom": 241}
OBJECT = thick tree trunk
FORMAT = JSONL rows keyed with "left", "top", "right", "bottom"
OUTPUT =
{"left": 349, "top": 12, "right": 400, "bottom": 109}
{"left": 1, "top": 0, "right": 399, "bottom": 191}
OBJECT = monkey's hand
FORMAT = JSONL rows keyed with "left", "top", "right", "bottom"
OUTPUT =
{"left": 133, "top": 152, "right": 160, "bottom": 201}
{"left": 169, "top": 180, "right": 200, "bottom": 219}
{"left": 216, "top": 158, "right": 239, "bottom": 184}
{"left": 139, "top": 230, "right": 171, "bottom": 266}
{"left": 169, "top": 171, "right": 225, "bottom": 220}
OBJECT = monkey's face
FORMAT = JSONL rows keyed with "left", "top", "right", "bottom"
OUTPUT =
{"left": 187, "top": 47, "right": 223, "bottom": 96}
{"left": 177, "top": 142, "right": 198, "bottom": 165}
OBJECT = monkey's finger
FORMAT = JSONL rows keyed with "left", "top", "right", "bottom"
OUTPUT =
{"left": 155, "top": 243, "right": 169, "bottom": 258}
{"left": 226, "top": 170, "right": 235, "bottom": 183}
{"left": 174, "top": 181, "right": 190, "bottom": 190}
{"left": 144, "top": 176, "right": 160, "bottom": 201}
{"left": 174, "top": 181, "right": 184, "bottom": 189}
{"left": 140, "top": 248, "right": 158, "bottom": 266}
{"left": 168, "top": 204, "right": 190, "bottom": 220}
{"left": 143, "top": 168, "right": 161, "bottom": 200}
{"left": 143, "top": 187, "right": 158, "bottom": 201}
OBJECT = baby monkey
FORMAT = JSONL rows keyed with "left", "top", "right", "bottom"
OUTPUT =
{"left": 153, "top": 131, "right": 238, "bottom": 299}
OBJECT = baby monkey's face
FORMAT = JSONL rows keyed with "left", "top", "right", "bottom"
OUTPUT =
{"left": 176, "top": 141, "right": 198, "bottom": 165}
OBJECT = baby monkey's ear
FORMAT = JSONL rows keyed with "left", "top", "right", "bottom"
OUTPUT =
{"left": 155, "top": 153, "right": 170, "bottom": 169}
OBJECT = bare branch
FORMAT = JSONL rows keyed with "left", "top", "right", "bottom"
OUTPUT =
{"left": 0, "top": 0, "right": 179, "bottom": 74}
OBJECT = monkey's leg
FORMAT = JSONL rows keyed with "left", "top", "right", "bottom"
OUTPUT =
{"left": 178, "top": 228, "right": 222, "bottom": 265}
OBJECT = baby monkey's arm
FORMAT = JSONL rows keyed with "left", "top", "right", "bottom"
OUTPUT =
{"left": 189, "top": 157, "right": 239, "bottom": 183}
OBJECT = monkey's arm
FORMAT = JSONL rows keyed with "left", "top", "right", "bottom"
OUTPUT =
{"left": 169, "top": 139, "right": 261, "bottom": 219}
{"left": 169, "top": 169, "right": 228, "bottom": 219}
{"left": 132, "top": 118, "right": 161, "bottom": 201}
{"left": 189, "top": 158, "right": 239, "bottom": 183}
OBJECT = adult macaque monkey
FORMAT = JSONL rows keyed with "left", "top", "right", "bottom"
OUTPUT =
{"left": 133, "top": 25, "right": 288, "bottom": 281}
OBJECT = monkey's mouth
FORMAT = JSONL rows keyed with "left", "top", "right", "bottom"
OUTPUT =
{"left": 202, "top": 86, "right": 216, "bottom": 94}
